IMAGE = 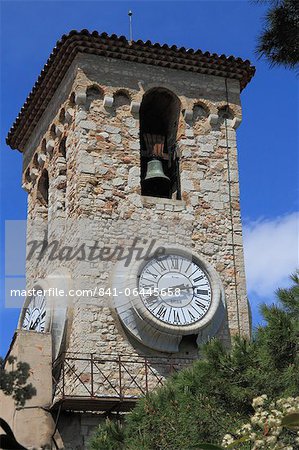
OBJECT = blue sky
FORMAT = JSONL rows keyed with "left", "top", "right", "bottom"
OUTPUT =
{"left": 0, "top": 1, "right": 298, "bottom": 356}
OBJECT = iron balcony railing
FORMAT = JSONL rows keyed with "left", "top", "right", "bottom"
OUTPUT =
{"left": 52, "top": 352, "right": 194, "bottom": 411}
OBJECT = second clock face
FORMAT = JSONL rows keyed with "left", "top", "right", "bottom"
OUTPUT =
{"left": 22, "top": 290, "right": 47, "bottom": 332}
{"left": 138, "top": 254, "right": 212, "bottom": 326}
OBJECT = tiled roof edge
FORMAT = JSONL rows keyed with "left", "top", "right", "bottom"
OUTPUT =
{"left": 6, "top": 30, "right": 255, "bottom": 151}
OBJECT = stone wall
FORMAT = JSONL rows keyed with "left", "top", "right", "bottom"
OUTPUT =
{"left": 17, "top": 53, "right": 251, "bottom": 448}
{"left": 0, "top": 331, "right": 56, "bottom": 449}
{"left": 23, "top": 53, "right": 249, "bottom": 345}
{"left": 57, "top": 412, "right": 110, "bottom": 450}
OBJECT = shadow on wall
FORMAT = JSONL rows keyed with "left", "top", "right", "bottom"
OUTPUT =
{"left": 0, "top": 418, "right": 28, "bottom": 449}
{"left": 0, "top": 417, "right": 51, "bottom": 450}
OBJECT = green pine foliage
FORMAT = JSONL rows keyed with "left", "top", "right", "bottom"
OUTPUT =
{"left": 256, "top": 0, "right": 299, "bottom": 70}
{"left": 89, "top": 419, "right": 125, "bottom": 450}
{"left": 89, "top": 271, "right": 299, "bottom": 449}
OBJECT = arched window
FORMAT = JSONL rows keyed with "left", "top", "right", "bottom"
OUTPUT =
{"left": 25, "top": 168, "right": 31, "bottom": 184}
{"left": 59, "top": 137, "right": 67, "bottom": 159}
{"left": 69, "top": 92, "right": 75, "bottom": 107}
{"left": 37, "top": 169, "right": 49, "bottom": 207}
{"left": 218, "top": 106, "right": 235, "bottom": 128}
{"left": 113, "top": 90, "right": 130, "bottom": 109}
{"left": 59, "top": 108, "right": 66, "bottom": 124}
{"left": 33, "top": 153, "right": 39, "bottom": 169}
{"left": 139, "top": 88, "right": 181, "bottom": 199}
{"left": 57, "top": 137, "right": 67, "bottom": 211}
{"left": 86, "top": 85, "right": 104, "bottom": 109}
{"left": 193, "top": 103, "right": 209, "bottom": 122}
{"left": 50, "top": 124, "right": 56, "bottom": 139}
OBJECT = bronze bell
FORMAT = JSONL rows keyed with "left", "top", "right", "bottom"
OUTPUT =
{"left": 143, "top": 158, "right": 171, "bottom": 197}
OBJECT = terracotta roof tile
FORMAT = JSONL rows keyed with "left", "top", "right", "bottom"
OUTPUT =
{"left": 6, "top": 30, "right": 255, "bottom": 151}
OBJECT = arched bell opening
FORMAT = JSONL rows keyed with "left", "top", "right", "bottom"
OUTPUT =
{"left": 139, "top": 88, "right": 181, "bottom": 199}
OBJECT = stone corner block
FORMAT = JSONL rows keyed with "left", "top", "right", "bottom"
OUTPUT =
{"left": 103, "top": 96, "right": 114, "bottom": 108}
{"left": 75, "top": 91, "right": 87, "bottom": 105}
{"left": 46, "top": 140, "right": 55, "bottom": 153}
{"left": 55, "top": 124, "right": 64, "bottom": 137}
{"left": 130, "top": 101, "right": 140, "bottom": 114}
{"left": 21, "top": 181, "right": 31, "bottom": 193}
{"left": 232, "top": 117, "right": 242, "bottom": 129}
{"left": 30, "top": 168, "right": 39, "bottom": 180}
{"left": 37, "top": 154, "right": 47, "bottom": 167}
{"left": 65, "top": 108, "right": 75, "bottom": 123}
{"left": 208, "top": 113, "right": 219, "bottom": 125}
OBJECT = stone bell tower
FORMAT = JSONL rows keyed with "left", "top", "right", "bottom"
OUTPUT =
{"left": 3, "top": 30, "right": 255, "bottom": 449}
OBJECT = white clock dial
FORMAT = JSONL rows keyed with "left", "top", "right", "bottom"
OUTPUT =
{"left": 18, "top": 270, "right": 72, "bottom": 358}
{"left": 112, "top": 245, "right": 225, "bottom": 352}
{"left": 22, "top": 290, "right": 46, "bottom": 332}
{"left": 138, "top": 254, "right": 212, "bottom": 326}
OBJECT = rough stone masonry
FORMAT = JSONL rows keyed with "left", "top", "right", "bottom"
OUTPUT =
{"left": 23, "top": 53, "right": 251, "bottom": 355}
{"left": 4, "top": 31, "right": 255, "bottom": 449}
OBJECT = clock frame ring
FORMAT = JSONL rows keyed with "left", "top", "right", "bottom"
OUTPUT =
{"left": 133, "top": 246, "right": 224, "bottom": 335}
{"left": 111, "top": 243, "right": 226, "bottom": 340}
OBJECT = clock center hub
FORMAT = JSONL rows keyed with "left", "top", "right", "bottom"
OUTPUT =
{"left": 157, "top": 272, "right": 193, "bottom": 307}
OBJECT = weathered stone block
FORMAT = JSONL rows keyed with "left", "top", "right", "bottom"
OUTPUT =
{"left": 129, "top": 141, "right": 140, "bottom": 150}
{"left": 80, "top": 120, "right": 97, "bottom": 131}
{"left": 103, "top": 125, "right": 121, "bottom": 134}
{"left": 75, "top": 91, "right": 87, "bottom": 105}
{"left": 130, "top": 101, "right": 140, "bottom": 113}
{"left": 103, "top": 95, "right": 114, "bottom": 108}
{"left": 75, "top": 110, "right": 87, "bottom": 124}
{"left": 124, "top": 117, "right": 137, "bottom": 128}
{"left": 200, "top": 180, "right": 219, "bottom": 192}
{"left": 110, "top": 134, "right": 122, "bottom": 144}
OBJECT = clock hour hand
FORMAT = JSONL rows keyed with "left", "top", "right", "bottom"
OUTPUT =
{"left": 169, "top": 284, "right": 191, "bottom": 291}
{"left": 29, "top": 316, "right": 40, "bottom": 330}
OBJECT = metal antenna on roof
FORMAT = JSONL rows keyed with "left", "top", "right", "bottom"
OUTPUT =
{"left": 128, "top": 10, "right": 133, "bottom": 44}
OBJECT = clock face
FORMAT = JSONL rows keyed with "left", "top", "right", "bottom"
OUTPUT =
{"left": 138, "top": 254, "right": 212, "bottom": 326}
{"left": 18, "top": 270, "right": 72, "bottom": 358}
{"left": 112, "top": 245, "right": 225, "bottom": 352}
{"left": 22, "top": 289, "right": 46, "bottom": 332}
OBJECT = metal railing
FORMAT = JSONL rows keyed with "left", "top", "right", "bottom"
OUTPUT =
{"left": 52, "top": 352, "right": 194, "bottom": 409}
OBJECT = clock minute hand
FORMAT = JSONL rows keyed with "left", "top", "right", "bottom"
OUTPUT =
{"left": 145, "top": 287, "right": 180, "bottom": 307}
{"left": 170, "top": 284, "right": 192, "bottom": 291}
{"left": 144, "top": 284, "right": 191, "bottom": 307}
{"left": 168, "top": 283, "right": 187, "bottom": 290}
{"left": 173, "top": 285, "right": 207, "bottom": 291}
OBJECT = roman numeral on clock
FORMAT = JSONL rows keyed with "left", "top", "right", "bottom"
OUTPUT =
{"left": 155, "top": 305, "right": 167, "bottom": 319}
{"left": 184, "top": 261, "right": 192, "bottom": 274}
{"left": 144, "top": 269, "right": 158, "bottom": 279}
{"left": 188, "top": 309, "right": 196, "bottom": 321}
{"left": 194, "top": 299, "right": 207, "bottom": 310}
{"left": 170, "top": 257, "right": 179, "bottom": 270}
{"left": 145, "top": 294, "right": 159, "bottom": 307}
{"left": 155, "top": 260, "right": 167, "bottom": 272}
{"left": 172, "top": 309, "right": 180, "bottom": 324}
{"left": 193, "top": 275, "right": 204, "bottom": 283}
{"left": 196, "top": 289, "right": 209, "bottom": 296}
